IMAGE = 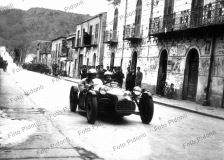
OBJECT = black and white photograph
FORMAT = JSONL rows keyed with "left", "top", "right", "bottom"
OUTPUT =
{"left": 0, "top": 0, "right": 224, "bottom": 159}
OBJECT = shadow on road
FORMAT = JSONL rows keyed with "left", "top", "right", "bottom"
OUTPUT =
{"left": 75, "top": 110, "right": 138, "bottom": 125}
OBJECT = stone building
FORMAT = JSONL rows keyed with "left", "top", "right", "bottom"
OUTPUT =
{"left": 149, "top": 0, "right": 224, "bottom": 108}
{"left": 73, "top": 12, "right": 107, "bottom": 78}
{"left": 38, "top": 41, "right": 52, "bottom": 67}
{"left": 66, "top": 33, "right": 76, "bottom": 77}
{"left": 103, "top": 0, "right": 224, "bottom": 108}
{"left": 51, "top": 36, "right": 66, "bottom": 68}
{"left": 103, "top": 0, "right": 152, "bottom": 87}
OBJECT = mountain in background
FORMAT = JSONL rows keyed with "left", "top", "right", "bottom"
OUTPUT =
{"left": 0, "top": 7, "right": 91, "bottom": 57}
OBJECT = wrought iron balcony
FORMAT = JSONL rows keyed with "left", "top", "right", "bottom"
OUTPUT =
{"left": 123, "top": 24, "right": 143, "bottom": 41}
{"left": 83, "top": 32, "right": 92, "bottom": 47}
{"left": 149, "top": 1, "right": 224, "bottom": 35}
{"left": 103, "top": 30, "right": 118, "bottom": 44}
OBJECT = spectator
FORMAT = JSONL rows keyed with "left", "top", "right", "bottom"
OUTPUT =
{"left": 130, "top": 68, "right": 136, "bottom": 91}
{"left": 112, "top": 67, "right": 118, "bottom": 80}
{"left": 106, "top": 66, "right": 110, "bottom": 71}
{"left": 135, "top": 67, "right": 143, "bottom": 87}
{"left": 116, "top": 67, "right": 124, "bottom": 87}
{"left": 81, "top": 65, "right": 87, "bottom": 79}
{"left": 97, "top": 65, "right": 105, "bottom": 80}
{"left": 167, "top": 83, "right": 175, "bottom": 99}
{"left": 126, "top": 67, "right": 136, "bottom": 91}
{"left": 163, "top": 82, "right": 169, "bottom": 97}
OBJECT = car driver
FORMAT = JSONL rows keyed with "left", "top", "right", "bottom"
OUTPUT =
{"left": 103, "top": 71, "right": 113, "bottom": 84}
{"left": 78, "top": 68, "right": 103, "bottom": 93}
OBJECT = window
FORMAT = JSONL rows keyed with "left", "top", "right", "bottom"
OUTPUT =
{"left": 58, "top": 43, "right": 61, "bottom": 56}
{"left": 87, "top": 58, "right": 89, "bottom": 66}
{"left": 72, "top": 37, "right": 75, "bottom": 49}
{"left": 82, "top": 29, "right": 85, "bottom": 44}
{"left": 134, "top": 0, "right": 142, "bottom": 35}
{"left": 56, "top": 44, "right": 58, "bottom": 57}
{"left": 74, "top": 59, "right": 77, "bottom": 70}
{"left": 113, "top": 9, "right": 118, "bottom": 31}
{"left": 95, "top": 24, "right": 99, "bottom": 40}
{"left": 135, "top": 0, "right": 142, "bottom": 25}
{"left": 192, "top": 0, "right": 204, "bottom": 9}
{"left": 164, "top": 0, "right": 174, "bottom": 16}
{"left": 89, "top": 26, "right": 92, "bottom": 36}
{"left": 77, "top": 30, "right": 80, "bottom": 46}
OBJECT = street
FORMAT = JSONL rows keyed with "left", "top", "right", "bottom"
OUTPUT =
{"left": 0, "top": 63, "right": 224, "bottom": 160}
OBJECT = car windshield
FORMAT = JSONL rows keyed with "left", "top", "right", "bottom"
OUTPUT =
{"left": 104, "top": 81, "right": 120, "bottom": 88}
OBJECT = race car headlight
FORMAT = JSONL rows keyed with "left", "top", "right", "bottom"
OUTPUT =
{"left": 133, "top": 86, "right": 142, "bottom": 96}
{"left": 123, "top": 91, "right": 131, "bottom": 100}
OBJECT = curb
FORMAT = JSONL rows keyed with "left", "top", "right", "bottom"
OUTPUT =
{"left": 153, "top": 100, "right": 224, "bottom": 121}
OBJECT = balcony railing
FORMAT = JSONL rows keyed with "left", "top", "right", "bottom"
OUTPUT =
{"left": 83, "top": 32, "right": 92, "bottom": 46}
{"left": 123, "top": 24, "right": 143, "bottom": 41}
{"left": 103, "top": 30, "right": 119, "bottom": 44}
{"left": 149, "top": 1, "right": 224, "bottom": 35}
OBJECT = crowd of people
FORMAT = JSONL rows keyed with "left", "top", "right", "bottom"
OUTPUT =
{"left": 79, "top": 65, "right": 143, "bottom": 91}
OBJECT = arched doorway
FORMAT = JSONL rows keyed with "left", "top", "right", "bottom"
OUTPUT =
{"left": 132, "top": 51, "right": 138, "bottom": 70}
{"left": 183, "top": 48, "right": 199, "bottom": 101}
{"left": 110, "top": 53, "right": 115, "bottom": 70}
{"left": 156, "top": 50, "right": 168, "bottom": 96}
{"left": 78, "top": 54, "right": 83, "bottom": 76}
{"left": 93, "top": 53, "right": 96, "bottom": 67}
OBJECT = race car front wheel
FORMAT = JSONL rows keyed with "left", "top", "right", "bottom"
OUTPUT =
{"left": 86, "top": 94, "right": 98, "bottom": 124}
{"left": 139, "top": 96, "right": 154, "bottom": 124}
{"left": 70, "top": 86, "right": 78, "bottom": 112}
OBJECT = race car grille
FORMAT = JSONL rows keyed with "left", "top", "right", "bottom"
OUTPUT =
{"left": 115, "top": 100, "right": 136, "bottom": 113}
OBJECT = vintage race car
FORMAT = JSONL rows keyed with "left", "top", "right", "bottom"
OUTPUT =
{"left": 69, "top": 79, "right": 154, "bottom": 124}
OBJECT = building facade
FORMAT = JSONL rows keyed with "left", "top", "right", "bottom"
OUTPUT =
{"left": 103, "top": 0, "right": 152, "bottom": 88}
{"left": 73, "top": 12, "right": 107, "bottom": 78}
{"left": 39, "top": 41, "right": 52, "bottom": 67}
{"left": 149, "top": 0, "right": 224, "bottom": 108}
{"left": 66, "top": 33, "right": 76, "bottom": 77}
{"left": 51, "top": 36, "right": 66, "bottom": 68}
{"left": 103, "top": 0, "right": 224, "bottom": 108}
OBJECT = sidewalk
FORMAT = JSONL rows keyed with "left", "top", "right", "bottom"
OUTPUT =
{"left": 0, "top": 66, "right": 86, "bottom": 159}
{"left": 56, "top": 74, "right": 224, "bottom": 120}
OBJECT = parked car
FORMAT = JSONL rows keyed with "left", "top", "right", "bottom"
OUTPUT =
{"left": 69, "top": 80, "right": 154, "bottom": 124}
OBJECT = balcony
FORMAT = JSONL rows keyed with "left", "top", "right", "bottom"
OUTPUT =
{"left": 83, "top": 32, "right": 92, "bottom": 47}
{"left": 149, "top": 1, "right": 224, "bottom": 35}
{"left": 103, "top": 30, "right": 118, "bottom": 45}
{"left": 123, "top": 24, "right": 143, "bottom": 41}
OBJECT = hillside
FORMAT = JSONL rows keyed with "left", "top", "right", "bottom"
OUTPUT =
{"left": 0, "top": 8, "right": 91, "bottom": 54}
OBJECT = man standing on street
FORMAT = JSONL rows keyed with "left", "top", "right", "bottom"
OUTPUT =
{"left": 135, "top": 67, "right": 143, "bottom": 87}
{"left": 126, "top": 67, "right": 135, "bottom": 91}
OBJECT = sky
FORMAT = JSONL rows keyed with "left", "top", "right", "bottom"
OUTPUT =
{"left": 0, "top": 0, "right": 110, "bottom": 16}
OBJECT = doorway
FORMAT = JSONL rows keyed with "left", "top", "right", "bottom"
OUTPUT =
{"left": 110, "top": 52, "right": 115, "bottom": 70}
{"left": 132, "top": 51, "right": 138, "bottom": 70}
{"left": 156, "top": 50, "right": 168, "bottom": 96}
{"left": 78, "top": 55, "right": 83, "bottom": 76}
{"left": 93, "top": 53, "right": 96, "bottom": 67}
{"left": 183, "top": 48, "right": 199, "bottom": 101}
